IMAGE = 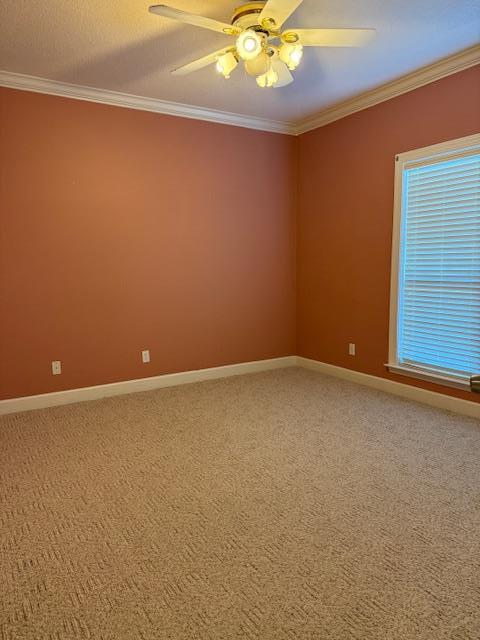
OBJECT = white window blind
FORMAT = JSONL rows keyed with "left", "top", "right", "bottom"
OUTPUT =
{"left": 397, "top": 150, "right": 480, "bottom": 380}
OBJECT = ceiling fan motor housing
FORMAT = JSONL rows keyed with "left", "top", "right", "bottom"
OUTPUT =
{"left": 231, "top": 2, "right": 268, "bottom": 31}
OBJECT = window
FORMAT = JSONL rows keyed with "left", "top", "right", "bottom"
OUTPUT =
{"left": 388, "top": 134, "right": 480, "bottom": 390}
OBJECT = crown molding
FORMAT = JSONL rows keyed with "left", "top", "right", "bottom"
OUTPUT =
{"left": 0, "top": 70, "right": 296, "bottom": 135}
{"left": 294, "top": 44, "right": 480, "bottom": 135}
{"left": 1, "top": 45, "right": 479, "bottom": 137}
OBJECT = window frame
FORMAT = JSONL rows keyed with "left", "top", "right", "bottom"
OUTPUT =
{"left": 387, "top": 133, "right": 480, "bottom": 391}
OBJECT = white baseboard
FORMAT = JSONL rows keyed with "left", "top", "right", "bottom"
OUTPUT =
{"left": 0, "top": 356, "right": 297, "bottom": 415}
{"left": 297, "top": 357, "right": 479, "bottom": 420}
{"left": 1, "top": 355, "right": 477, "bottom": 419}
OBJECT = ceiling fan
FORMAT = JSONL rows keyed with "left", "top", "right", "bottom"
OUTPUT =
{"left": 148, "top": 0, "right": 376, "bottom": 88}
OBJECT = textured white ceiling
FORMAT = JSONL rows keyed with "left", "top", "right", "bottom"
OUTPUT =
{"left": 1, "top": 0, "right": 479, "bottom": 123}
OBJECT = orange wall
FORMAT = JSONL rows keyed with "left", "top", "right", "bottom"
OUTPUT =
{"left": 297, "top": 65, "right": 480, "bottom": 403}
{"left": 0, "top": 88, "right": 297, "bottom": 399}
{"left": 1, "top": 66, "right": 479, "bottom": 403}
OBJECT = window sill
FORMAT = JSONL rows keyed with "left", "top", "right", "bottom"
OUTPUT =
{"left": 386, "top": 363, "right": 471, "bottom": 391}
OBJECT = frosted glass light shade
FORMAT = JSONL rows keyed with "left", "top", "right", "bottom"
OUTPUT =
{"left": 215, "top": 51, "right": 238, "bottom": 78}
{"left": 256, "top": 67, "right": 278, "bottom": 88}
{"left": 244, "top": 51, "right": 270, "bottom": 76}
{"left": 279, "top": 42, "right": 303, "bottom": 70}
{"left": 236, "top": 30, "right": 263, "bottom": 60}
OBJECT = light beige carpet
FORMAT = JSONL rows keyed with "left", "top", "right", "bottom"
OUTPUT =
{"left": 1, "top": 368, "right": 479, "bottom": 640}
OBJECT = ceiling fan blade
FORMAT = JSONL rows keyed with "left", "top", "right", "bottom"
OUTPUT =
{"left": 259, "top": 0, "right": 304, "bottom": 30}
{"left": 284, "top": 28, "right": 376, "bottom": 46}
{"left": 171, "top": 47, "right": 234, "bottom": 76}
{"left": 271, "top": 60, "right": 294, "bottom": 87}
{"left": 149, "top": 5, "right": 239, "bottom": 35}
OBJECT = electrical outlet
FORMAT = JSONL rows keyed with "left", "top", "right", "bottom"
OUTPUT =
{"left": 348, "top": 343, "right": 356, "bottom": 356}
{"left": 51, "top": 360, "right": 62, "bottom": 375}
{"left": 142, "top": 350, "right": 150, "bottom": 364}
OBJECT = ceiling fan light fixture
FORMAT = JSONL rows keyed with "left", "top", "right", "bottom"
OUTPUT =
{"left": 151, "top": 1, "right": 377, "bottom": 89}
{"left": 244, "top": 50, "right": 271, "bottom": 76}
{"left": 215, "top": 51, "right": 238, "bottom": 78}
{"left": 236, "top": 29, "right": 263, "bottom": 60}
{"left": 279, "top": 42, "right": 303, "bottom": 70}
